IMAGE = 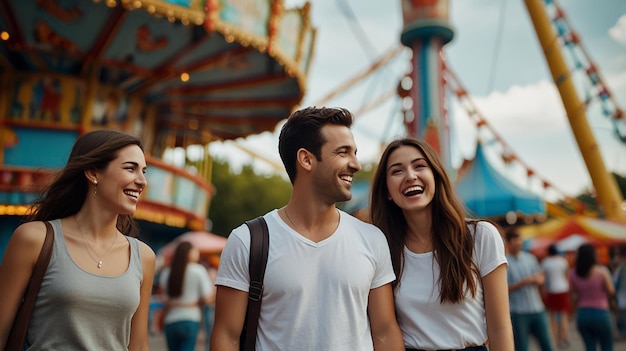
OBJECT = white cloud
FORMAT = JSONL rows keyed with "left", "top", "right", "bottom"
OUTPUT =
{"left": 473, "top": 81, "right": 565, "bottom": 136}
{"left": 607, "top": 70, "right": 626, "bottom": 90}
{"left": 609, "top": 15, "right": 626, "bottom": 44}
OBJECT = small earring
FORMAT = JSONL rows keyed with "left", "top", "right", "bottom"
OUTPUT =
{"left": 93, "top": 180, "right": 98, "bottom": 196}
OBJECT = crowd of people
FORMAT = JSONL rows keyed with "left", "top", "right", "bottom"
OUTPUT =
{"left": 1, "top": 107, "right": 625, "bottom": 351}
{"left": 504, "top": 226, "right": 625, "bottom": 351}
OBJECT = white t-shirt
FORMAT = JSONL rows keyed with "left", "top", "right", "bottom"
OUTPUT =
{"left": 215, "top": 209, "right": 395, "bottom": 351}
{"left": 541, "top": 255, "right": 570, "bottom": 293}
{"left": 159, "top": 263, "right": 214, "bottom": 323}
{"left": 395, "top": 221, "right": 507, "bottom": 350}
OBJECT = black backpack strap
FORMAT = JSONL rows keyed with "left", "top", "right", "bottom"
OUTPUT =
{"left": 241, "top": 216, "right": 269, "bottom": 351}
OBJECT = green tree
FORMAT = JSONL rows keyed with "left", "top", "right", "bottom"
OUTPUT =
{"left": 208, "top": 159, "right": 291, "bottom": 237}
{"left": 613, "top": 172, "right": 626, "bottom": 197}
{"left": 208, "top": 159, "right": 380, "bottom": 235}
{"left": 574, "top": 172, "right": 626, "bottom": 215}
{"left": 353, "top": 162, "right": 378, "bottom": 184}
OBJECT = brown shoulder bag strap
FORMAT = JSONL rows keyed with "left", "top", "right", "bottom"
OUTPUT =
{"left": 240, "top": 216, "right": 269, "bottom": 351}
{"left": 5, "top": 221, "right": 54, "bottom": 351}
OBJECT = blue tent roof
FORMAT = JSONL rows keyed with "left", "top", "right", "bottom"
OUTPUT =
{"left": 455, "top": 143, "right": 546, "bottom": 218}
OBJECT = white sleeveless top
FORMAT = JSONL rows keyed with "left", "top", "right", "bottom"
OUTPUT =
{"left": 159, "top": 263, "right": 214, "bottom": 324}
{"left": 26, "top": 219, "right": 143, "bottom": 350}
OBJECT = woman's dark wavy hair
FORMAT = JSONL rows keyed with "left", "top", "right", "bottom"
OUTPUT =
{"left": 278, "top": 106, "right": 353, "bottom": 184}
{"left": 370, "top": 137, "right": 479, "bottom": 304}
{"left": 167, "top": 241, "right": 193, "bottom": 298}
{"left": 26, "top": 129, "right": 143, "bottom": 237}
{"left": 574, "top": 243, "right": 597, "bottom": 278}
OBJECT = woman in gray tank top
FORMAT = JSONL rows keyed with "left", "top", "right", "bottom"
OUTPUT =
{"left": 0, "top": 130, "right": 156, "bottom": 350}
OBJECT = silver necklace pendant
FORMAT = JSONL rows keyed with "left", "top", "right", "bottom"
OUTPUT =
{"left": 74, "top": 216, "right": 116, "bottom": 270}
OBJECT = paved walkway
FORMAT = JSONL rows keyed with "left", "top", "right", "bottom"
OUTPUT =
{"left": 148, "top": 320, "right": 626, "bottom": 351}
{"left": 149, "top": 330, "right": 207, "bottom": 351}
{"left": 527, "top": 318, "right": 626, "bottom": 351}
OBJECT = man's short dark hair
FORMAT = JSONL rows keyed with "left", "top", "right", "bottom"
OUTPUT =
{"left": 504, "top": 227, "right": 521, "bottom": 242}
{"left": 547, "top": 243, "right": 558, "bottom": 256}
{"left": 278, "top": 106, "right": 354, "bottom": 184}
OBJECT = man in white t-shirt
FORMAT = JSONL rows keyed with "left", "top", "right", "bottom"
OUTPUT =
{"left": 210, "top": 107, "right": 404, "bottom": 351}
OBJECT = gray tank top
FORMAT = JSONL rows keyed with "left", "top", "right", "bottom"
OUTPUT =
{"left": 26, "top": 219, "right": 143, "bottom": 350}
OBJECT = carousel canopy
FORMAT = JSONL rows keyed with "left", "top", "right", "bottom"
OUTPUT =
{"left": 519, "top": 215, "right": 626, "bottom": 260}
{"left": 520, "top": 215, "right": 626, "bottom": 243}
{"left": 0, "top": 0, "right": 315, "bottom": 145}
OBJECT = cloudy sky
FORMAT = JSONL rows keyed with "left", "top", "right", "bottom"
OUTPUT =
{"left": 208, "top": 0, "right": 626, "bottom": 202}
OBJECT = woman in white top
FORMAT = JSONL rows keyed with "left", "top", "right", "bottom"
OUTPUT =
{"left": 370, "top": 138, "right": 514, "bottom": 351}
{"left": 541, "top": 244, "right": 571, "bottom": 347}
{"left": 159, "top": 241, "right": 215, "bottom": 351}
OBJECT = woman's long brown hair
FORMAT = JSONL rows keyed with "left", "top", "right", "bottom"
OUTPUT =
{"left": 167, "top": 241, "right": 193, "bottom": 298}
{"left": 370, "top": 137, "right": 479, "bottom": 304}
{"left": 574, "top": 243, "right": 597, "bottom": 278}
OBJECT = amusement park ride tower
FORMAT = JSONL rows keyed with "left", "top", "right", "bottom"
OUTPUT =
{"left": 524, "top": 0, "right": 626, "bottom": 222}
{"left": 399, "top": 0, "right": 625, "bottom": 222}
{"left": 399, "top": 0, "right": 454, "bottom": 171}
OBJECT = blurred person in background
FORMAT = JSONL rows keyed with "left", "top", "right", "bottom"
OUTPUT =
{"left": 569, "top": 243, "right": 615, "bottom": 351}
{"left": 613, "top": 245, "right": 626, "bottom": 340}
{"left": 542, "top": 243, "right": 571, "bottom": 348}
{"left": 201, "top": 257, "right": 218, "bottom": 351}
{"left": 160, "top": 241, "right": 215, "bottom": 351}
{"left": 505, "top": 227, "right": 553, "bottom": 351}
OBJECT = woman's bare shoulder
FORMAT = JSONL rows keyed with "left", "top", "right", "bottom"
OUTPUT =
{"left": 10, "top": 221, "right": 48, "bottom": 250}
{"left": 1, "top": 221, "right": 49, "bottom": 273}
{"left": 137, "top": 240, "right": 156, "bottom": 264}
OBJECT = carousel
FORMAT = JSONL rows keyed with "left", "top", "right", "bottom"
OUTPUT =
{"left": 0, "top": 0, "right": 315, "bottom": 256}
